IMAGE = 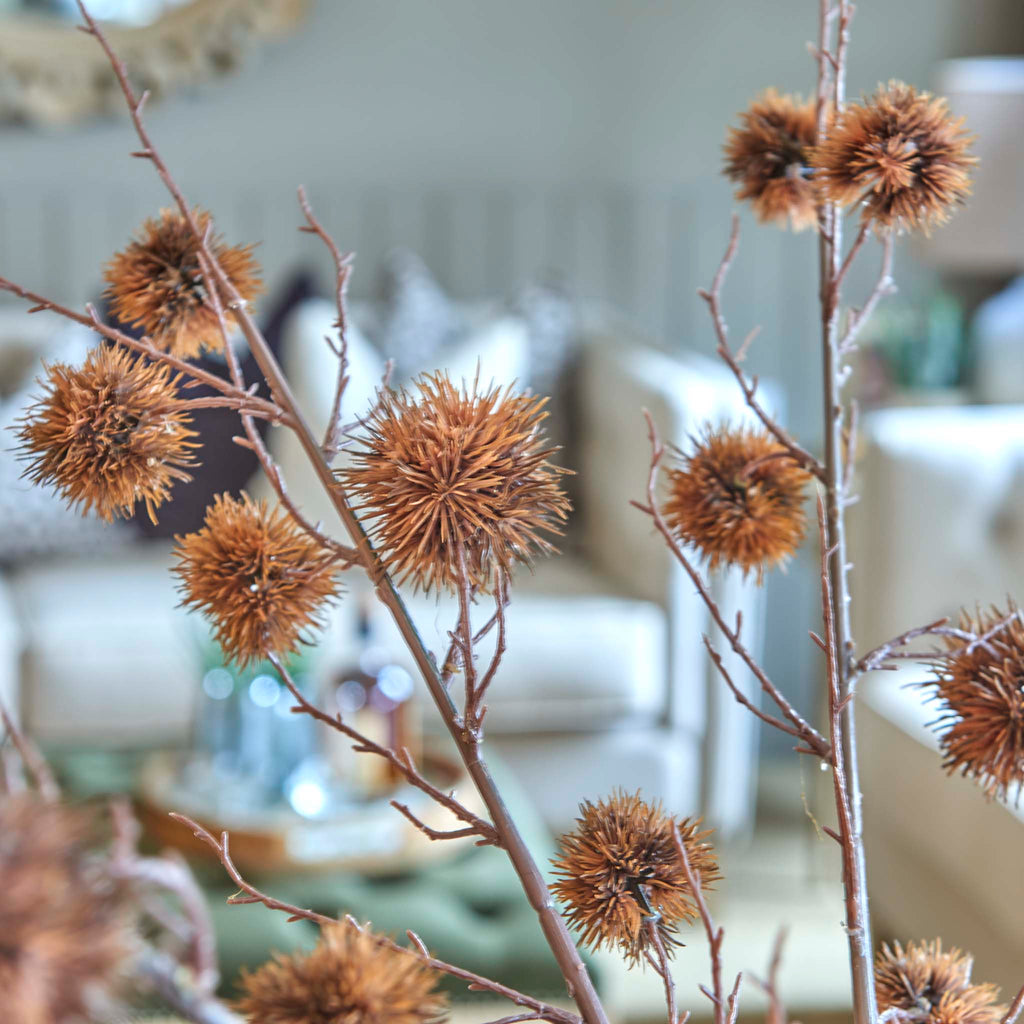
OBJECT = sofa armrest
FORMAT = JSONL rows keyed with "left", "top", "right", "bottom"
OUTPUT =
{"left": 578, "top": 327, "right": 777, "bottom": 832}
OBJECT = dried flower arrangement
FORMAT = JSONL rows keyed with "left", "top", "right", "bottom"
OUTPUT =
{"left": 0, "top": 3, "right": 1021, "bottom": 1024}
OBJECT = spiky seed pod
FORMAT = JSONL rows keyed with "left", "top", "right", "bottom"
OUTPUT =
{"left": 16, "top": 343, "right": 198, "bottom": 524}
{"left": 875, "top": 940, "right": 1004, "bottom": 1024}
{"left": 341, "top": 372, "right": 571, "bottom": 594}
{"left": 173, "top": 493, "right": 339, "bottom": 666}
{"left": 723, "top": 89, "right": 820, "bottom": 230}
{"left": 812, "top": 81, "right": 975, "bottom": 232}
{"left": 923, "top": 604, "right": 1024, "bottom": 802}
{"left": 0, "top": 796, "right": 131, "bottom": 1023}
{"left": 104, "top": 208, "right": 262, "bottom": 359}
{"left": 662, "top": 425, "right": 811, "bottom": 583}
{"left": 550, "top": 790, "right": 718, "bottom": 966}
{"left": 236, "top": 923, "right": 449, "bottom": 1024}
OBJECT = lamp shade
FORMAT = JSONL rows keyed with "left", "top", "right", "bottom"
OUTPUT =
{"left": 920, "top": 58, "right": 1024, "bottom": 273}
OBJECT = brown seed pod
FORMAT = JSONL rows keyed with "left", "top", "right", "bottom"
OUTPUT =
{"left": 173, "top": 492, "right": 339, "bottom": 666}
{"left": 662, "top": 424, "right": 811, "bottom": 583}
{"left": 16, "top": 343, "right": 198, "bottom": 523}
{"left": 813, "top": 81, "right": 975, "bottom": 232}
{"left": 924, "top": 604, "right": 1024, "bottom": 802}
{"left": 550, "top": 790, "right": 718, "bottom": 965}
{"left": 0, "top": 796, "right": 131, "bottom": 1024}
{"left": 236, "top": 922, "right": 449, "bottom": 1024}
{"left": 104, "top": 207, "right": 262, "bottom": 359}
{"left": 341, "top": 372, "right": 571, "bottom": 594}
{"left": 875, "top": 940, "right": 1004, "bottom": 1024}
{"left": 723, "top": 89, "right": 820, "bottom": 230}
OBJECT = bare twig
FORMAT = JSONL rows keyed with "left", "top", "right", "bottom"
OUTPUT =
{"left": 702, "top": 636, "right": 812, "bottom": 743}
{"left": 470, "top": 568, "right": 510, "bottom": 733}
{"left": 1001, "top": 984, "right": 1024, "bottom": 1024}
{"left": 854, "top": 610, "right": 1023, "bottom": 675}
{"left": 698, "top": 217, "right": 825, "bottom": 482}
{"left": 817, "top": 495, "right": 872, "bottom": 1020}
{"left": 266, "top": 652, "right": 499, "bottom": 847}
{"left": 839, "top": 232, "right": 896, "bottom": 354}
{"left": 0, "top": 697, "right": 59, "bottom": 802}
{"left": 0, "top": 279, "right": 284, "bottom": 425}
{"left": 637, "top": 413, "right": 830, "bottom": 758}
{"left": 673, "top": 823, "right": 732, "bottom": 1024}
{"left": 195, "top": 248, "right": 358, "bottom": 565}
{"left": 168, "top": 815, "right": 580, "bottom": 1024}
{"left": 296, "top": 186, "right": 353, "bottom": 464}
{"left": 752, "top": 927, "right": 789, "bottom": 1024}
{"left": 134, "top": 947, "right": 242, "bottom": 1024}
{"left": 109, "top": 798, "right": 219, "bottom": 994}
{"left": 646, "top": 919, "right": 679, "bottom": 1024}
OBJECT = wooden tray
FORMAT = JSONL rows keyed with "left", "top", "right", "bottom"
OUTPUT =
{"left": 137, "top": 748, "right": 484, "bottom": 876}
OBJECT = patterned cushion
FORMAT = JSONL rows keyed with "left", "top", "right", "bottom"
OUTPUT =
{"left": 368, "top": 249, "right": 465, "bottom": 374}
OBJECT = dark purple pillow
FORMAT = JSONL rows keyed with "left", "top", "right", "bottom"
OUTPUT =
{"left": 99, "top": 269, "right": 320, "bottom": 537}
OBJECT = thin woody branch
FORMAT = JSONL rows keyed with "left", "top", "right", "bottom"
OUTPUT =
{"left": 855, "top": 611, "right": 1024, "bottom": 674}
{"left": 0, "top": 696, "right": 59, "bottom": 802}
{"left": 816, "top": 495, "right": 871, "bottom": 1013}
{"left": 169, "top": 815, "right": 579, "bottom": 1024}
{"left": 1002, "top": 984, "right": 1024, "bottom": 1024}
{"left": 266, "top": 652, "right": 499, "bottom": 847}
{"left": 296, "top": 186, "right": 353, "bottom": 465}
{"left": 645, "top": 919, "right": 679, "bottom": 1024}
{"left": 673, "top": 823, "right": 736, "bottom": 1024}
{"left": 75, "top": 5, "right": 607, "bottom": 1007}
{"left": 839, "top": 232, "right": 896, "bottom": 354}
{"left": 0, "top": 278, "right": 284, "bottom": 423}
{"left": 752, "top": 927, "right": 789, "bottom": 1024}
{"left": 194, "top": 249, "right": 358, "bottom": 564}
{"left": 637, "top": 412, "right": 830, "bottom": 758}
{"left": 697, "top": 216, "right": 825, "bottom": 482}
{"left": 109, "top": 798, "right": 219, "bottom": 995}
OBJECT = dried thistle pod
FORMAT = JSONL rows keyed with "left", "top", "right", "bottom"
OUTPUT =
{"left": 0, "top": 796, "right": 131, "bottom": 1023}
{"left": 813, "top": 80, "right": 975, "bottom": 232}
{"left": 16, "top": 343, "right": 198, "bottom": 523}
{"left": 662, "top": 424, "right": 811, "bottom": 583}
{"left": 924, "top": 604, "right": 1024, "bottom": 802}
{"left": 550, "top": 790, "right": 718, "bottom": 965}
{"left": 342, "top": 372, "right": 571, "bottom": 594}
{"left": 104, "top": 207, "right": 263, "bottom": 359}
{"left": 236, "top": 922, "right": 449, "bottom": 1024}
{"left": 875, "top": 940, "right": 1004, "bottom": 1024}
{"left": 723, "top": 89, "right": 820, "bottom": 230}
{"left": 173, "top": 492, "right": 339, "bottom": 666}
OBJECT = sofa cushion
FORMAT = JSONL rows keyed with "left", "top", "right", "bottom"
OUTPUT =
{"left": 851, "top": 406, "right": 1024, "bottom": 650}
{"left": 10, "top": 544, "right": 197, "bottom": 746}
{"left": 319, "top": 557, "right": 668, "bottom": 733}
{"left": 256, "top": 297, "right": 532, "bottom": 543}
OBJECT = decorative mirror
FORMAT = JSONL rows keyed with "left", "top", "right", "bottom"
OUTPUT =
{"left": 0, "top": 0, "right": 309, "bottom": 125}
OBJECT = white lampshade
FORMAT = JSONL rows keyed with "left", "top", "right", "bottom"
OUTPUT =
{"left": 919, "top": 58, "right": 1024, "bottom": 273}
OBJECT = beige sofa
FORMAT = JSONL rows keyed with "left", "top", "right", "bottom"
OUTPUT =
{"left": 1, "top": 300, "right": 772, "bottom": 832}
{"left": 851, "top": 405, "right": 1024, "bottom": 991}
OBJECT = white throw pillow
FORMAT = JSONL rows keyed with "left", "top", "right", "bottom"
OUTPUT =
{"left": 250, "top": 298, "right": 531, "bottom": 539}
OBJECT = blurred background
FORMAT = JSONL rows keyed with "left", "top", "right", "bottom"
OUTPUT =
{"left": 1, "top": 1, "right": 1023, "bottom": 1020}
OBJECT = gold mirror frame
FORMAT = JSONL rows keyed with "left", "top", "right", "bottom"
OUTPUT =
{"left": 0, "top": 0, "right": 309, "bottom": 125}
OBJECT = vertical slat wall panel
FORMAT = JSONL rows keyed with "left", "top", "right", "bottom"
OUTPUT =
{"left": 0, "top": 181, "right": 801, "bottom": 398}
